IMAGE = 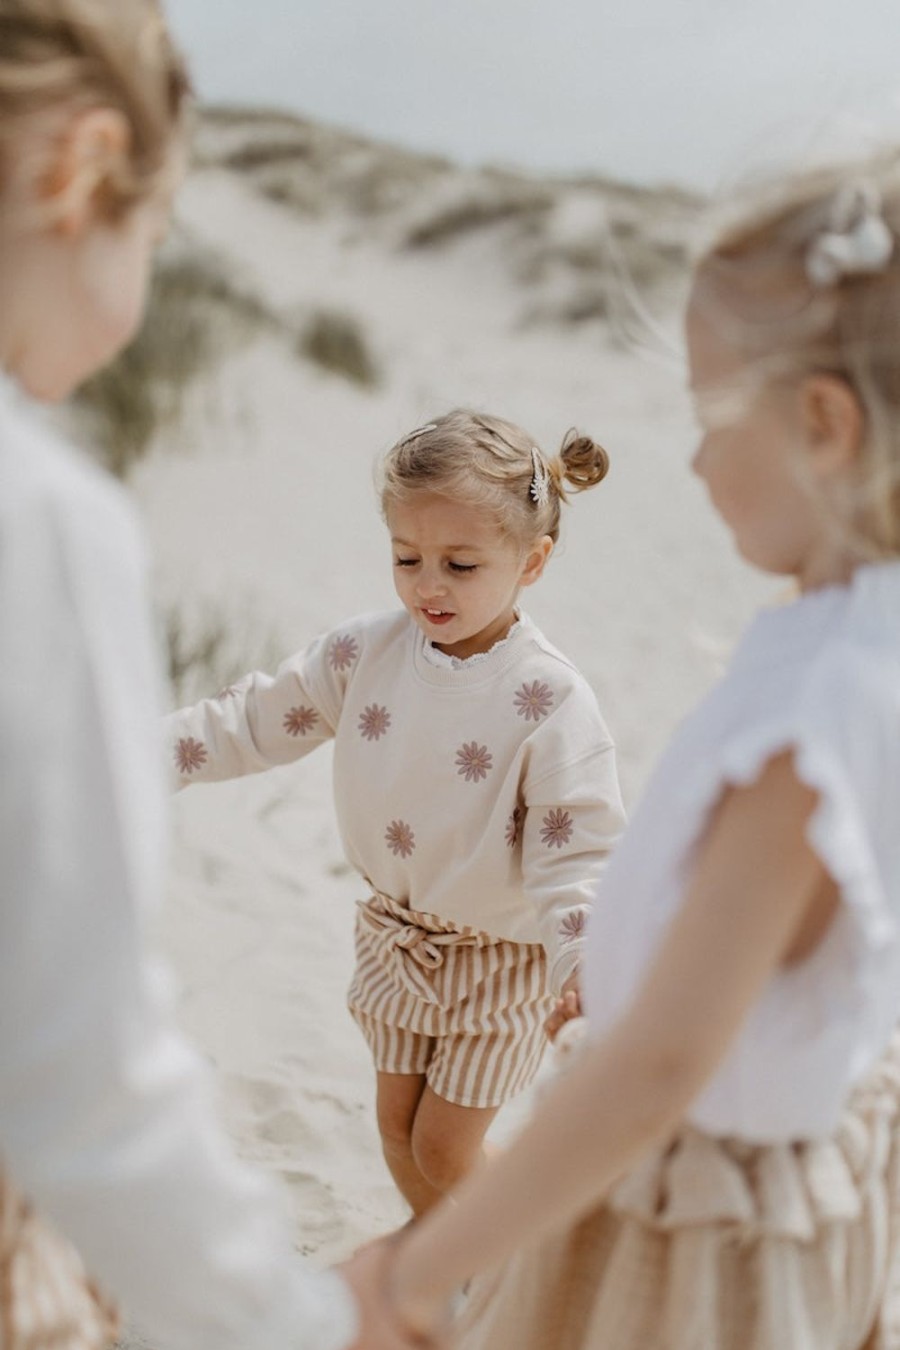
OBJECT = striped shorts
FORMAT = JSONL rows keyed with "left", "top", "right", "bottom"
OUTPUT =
{"left": 347, "top": 893, "right": 553, "bottom": 1109}
{"left": 0, "top": 1169, "right": 117, "bottom": 1350}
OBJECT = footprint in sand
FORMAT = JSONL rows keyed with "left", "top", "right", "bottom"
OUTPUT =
{"left": 258, "top": 1107, "right": 318, "bottom": 1150}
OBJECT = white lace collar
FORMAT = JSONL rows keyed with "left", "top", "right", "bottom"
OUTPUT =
{"left": 420, "top": 614, "right": 525, "bottom": 671}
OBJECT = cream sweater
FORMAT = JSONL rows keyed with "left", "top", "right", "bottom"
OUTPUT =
{"left": 168, "top": 610, "right": 626, "bottom": 993}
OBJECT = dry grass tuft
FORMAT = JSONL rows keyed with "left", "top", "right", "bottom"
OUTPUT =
{"left": 75, "top": 249, "right": 276, "bottom": 477}
{"left": 403, "top": 175, "right": 553, "bottom": 249}
{"left": 163, "top": 595, "right": 284, "bottom": 707}
{"left": 297, "top": 309, "right": 380, "bottom": 387}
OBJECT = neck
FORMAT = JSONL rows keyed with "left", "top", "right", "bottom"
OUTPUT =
{"left": 796, "top": 535, "right": 869, "bottom": 593}
{"left": 434, "top": 608, "right": 519, "bottom": 661}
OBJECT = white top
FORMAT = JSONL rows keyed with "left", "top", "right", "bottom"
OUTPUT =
{"left": 167, "top": 610, "right": 626, "bottom": 993}
{"left": 0, "top": 372, "right": 357, "bottom": 1350}
{"left": 584, "top": 563, "right": 900, "bottom": 1142}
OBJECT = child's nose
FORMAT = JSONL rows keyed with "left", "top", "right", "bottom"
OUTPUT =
{"left": 415, "top": 566, "right": 446, "bottom": 597}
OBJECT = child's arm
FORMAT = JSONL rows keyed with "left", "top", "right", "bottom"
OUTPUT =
{"left": 164, "top": 628, "right": 354, "bottom": 789}
{"left": 521, "top": 742, "right": 625, "bottom": 996}
{"left": 385, "top": 750, "right": 835, "bottom": 1333}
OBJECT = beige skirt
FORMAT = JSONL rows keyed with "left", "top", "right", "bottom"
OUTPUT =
{"left": 458, "top": 1034, "right": 900, "bottom": 1350}
{"left": 0, "top": 1171, "right": 117, "bottom": 1350}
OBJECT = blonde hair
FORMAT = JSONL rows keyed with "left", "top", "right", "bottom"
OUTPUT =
{"left": 0, "top": 0, "right": 190, "bottom": 217}
{"left": 694, "top": 150, "right": 900, "bottom": 556}
{"left": 379, "top": 408, "right": 610, "bottom": 548}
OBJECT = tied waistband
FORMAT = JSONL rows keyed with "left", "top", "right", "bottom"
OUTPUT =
{"left": 356, "top": 892, "right": 495, "bottom": 1004}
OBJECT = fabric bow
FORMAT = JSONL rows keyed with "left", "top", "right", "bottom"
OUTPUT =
{"left": 806, "top": 182, "right": 894, "bottom": 288}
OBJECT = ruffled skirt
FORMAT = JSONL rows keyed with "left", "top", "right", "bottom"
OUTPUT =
{"left": 0, "top": 1170, "right": 117, "bottom": 1350}
{"left": 458, "top": 1033, "right": 900, "bottom": 1350}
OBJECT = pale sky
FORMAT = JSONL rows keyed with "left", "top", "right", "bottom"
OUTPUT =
{"left": 168, "top": 0, "right": 900, "bottom": 190}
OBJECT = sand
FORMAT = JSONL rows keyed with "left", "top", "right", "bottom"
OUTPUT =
{"left": 125, "top": 110, "right": 776, "bottom": 1266}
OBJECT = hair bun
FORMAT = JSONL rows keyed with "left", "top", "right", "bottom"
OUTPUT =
{"left": 557, "top": 429, "right": 610, "bottom": 492}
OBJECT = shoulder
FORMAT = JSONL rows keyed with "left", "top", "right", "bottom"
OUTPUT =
{"left": 705, "top": 577, "right": 898, "bottom": 773}
{"left": 317, "top": 609, "right": 412, "bottom": 663}
{"left": 0, "top": 401, "right": 146, "bottom": 596}
{"left": 330, "top": 608, "right": 412, "bottom": 645}
{"left": 294, "top": 611, "right": 413, "bottom": 691}
{"left": 506, "top": 621, "right": 617, "bottom": 790}
{"left": 772, "top": 569, "right": 900, "bottom": 763}
{"left": 514, "top": 617, "right": 612, "bottom": 738}
{"left": 800, "top": 624, "right": 900, "bottom": 766}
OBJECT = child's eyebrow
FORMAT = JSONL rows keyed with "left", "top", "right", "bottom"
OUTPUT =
{"left": 391, "top": 536, "right": 484, "bottom": 551}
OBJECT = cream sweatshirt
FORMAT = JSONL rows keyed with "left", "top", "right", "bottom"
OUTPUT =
{"left": 167, "top": 609, "right": 626, "bottom": 993}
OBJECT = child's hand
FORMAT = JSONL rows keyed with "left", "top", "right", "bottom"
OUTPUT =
{"left": 545, "top": 972, "right": 582, "bottom": 1042}
{"left": 340, "top": 1240, "right": 448, "bottom": 1349}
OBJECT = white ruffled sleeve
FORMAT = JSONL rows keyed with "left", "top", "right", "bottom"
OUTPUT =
{"left": 713, "top": 659, "right": 896, "bottom": 954}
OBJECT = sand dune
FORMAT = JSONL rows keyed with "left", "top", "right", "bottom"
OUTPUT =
{"left": 114, "top": 108, "right": 776, "bottom": 1262}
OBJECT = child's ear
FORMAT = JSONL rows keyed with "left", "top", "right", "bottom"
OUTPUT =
{"left": 799, "top": 372, "right": 865, "bottom": 477}
{"left": 520, "top": 536, "right": 554, "bottom": 587}
{"left": 44, "top": 108, "right": 131, "bottom": 236}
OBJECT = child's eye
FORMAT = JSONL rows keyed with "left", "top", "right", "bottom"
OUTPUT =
{"left": 449, "top": 562, "right": 477, "bottom": 573}
{"left": 394, "top": 557, "right": 419, "bottom": 568}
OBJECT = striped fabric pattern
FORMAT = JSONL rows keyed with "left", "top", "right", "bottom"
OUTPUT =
{"left": 348, "top": 893, "right": 553, "bottom": 1108}
{"left": 0, "top": 1172, "right": 117, "bottom": 1350}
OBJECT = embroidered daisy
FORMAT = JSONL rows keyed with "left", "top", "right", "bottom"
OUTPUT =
{"left": 540, "top": 808, "right": 573, "bottom": 849}
{"left": 559, "top": 909, "right": 589, "bottom": 943}
{"left": 175, "top": 736, "right": 208, "bottom": 775}
{"left": 283, "top": 705, "right": 319, "bottom": 737}
{"left": 455, "top": 741, "right": 493, "bottom": 783}
{"left": 505, "top": 805, "right": 522, "bottom": 848}
{"left": 385, "top": 819, "right": 415, "bottom": 858}
{"left": 359, "top": 704, "right": 391, "bottom": 741}
{"left": 329, "top": 634, "right": 359, "bottom": 671}
{"left": 514, "top": 680, "right": 554, "bottom": 722}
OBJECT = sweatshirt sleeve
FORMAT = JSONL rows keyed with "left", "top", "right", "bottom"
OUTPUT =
{"left": 163, "top": 623, "right": 363, "bottom": 789}
{"left": 521, "top": 729, "right": 626, "bottom": 995}
{"left": 0, "top": 465, "right": 358, "bottom": 1350}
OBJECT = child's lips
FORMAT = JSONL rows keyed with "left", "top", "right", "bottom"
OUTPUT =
{"left": 421, "top": 607, "right": 455, "bottom": 626}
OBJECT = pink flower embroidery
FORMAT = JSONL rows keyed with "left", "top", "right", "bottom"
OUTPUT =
{"left": 329, "top": 634, "right": 359, "bottom": 671}
{"left": 541, "top": 808, "right": 574, "bottom": 849}
{"left": 559, "top": 909, "right": 589, "bottom": 943}
{"left": 385, "top": 819, "right": 415, "bottom": 858}
{"left": 215, "top": 685, "right": 239, "bottom": 701}
{"left": 514, "top": 680, "right": 554, "bottom": 722}
{"left": 175, "top": 736, "right": 208, "bottom": 775}
{"left": 505, "top": 805, "right": 522, "bottom": 848}
{"left": 284, "top": 705, "right": 319, "bottom": 737}
{"left": 359, "top": 704, "right": 391, "bottom": 741}
{"left": 455, "top": 741, "right": 493, "bottom": 783}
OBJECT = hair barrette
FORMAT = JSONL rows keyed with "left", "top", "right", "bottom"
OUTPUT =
{"left": 805, "top": 182, "right": 894, "bottom": 289}
{"left": 529, "top": 448, "right": 550, "bottom": 509}
{"left": 401, "top": 422, "right": 438, "bottom": 445}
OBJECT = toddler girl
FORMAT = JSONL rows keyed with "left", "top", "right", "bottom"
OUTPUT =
{"left": 371, "top": 153, "right": 900, "bottom": 1350}
{"left": 167, "top": 409, "right": 626, "bottom": 1217}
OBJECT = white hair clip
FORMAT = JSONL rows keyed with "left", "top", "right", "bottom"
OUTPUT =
{"left": 805, "top": 182, "right": 894, "bottom": 289}
{"left": 401, "top": 422, "right": 438, "bottom": 445}
{"left": 529, "top": 447, "right": 550, "bottom": 509}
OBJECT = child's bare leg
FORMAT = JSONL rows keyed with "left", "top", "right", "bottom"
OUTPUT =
{"left": 411, "top": 1087, "right": 500, "bottom": 1200}
{"left": 375, "top": 1072, "right": 443, "bottom": 1217}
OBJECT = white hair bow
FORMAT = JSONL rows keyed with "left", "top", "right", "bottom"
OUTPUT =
{"left": 805, "top": 183, "right": 894, "bottom": 288}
